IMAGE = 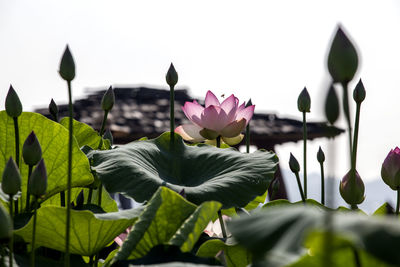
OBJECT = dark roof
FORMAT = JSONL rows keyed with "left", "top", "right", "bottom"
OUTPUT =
{"left": 35, "top": 86, "right": 343, "bottom": 148}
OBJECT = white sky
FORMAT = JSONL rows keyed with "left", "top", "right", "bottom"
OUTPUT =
{"left": 1, "top": 0, "right": 400, "bottom": 182}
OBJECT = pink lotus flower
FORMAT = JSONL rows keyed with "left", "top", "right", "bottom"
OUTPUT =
{"left": 381, "top": 147, "right": 400, "bottom": 190}
{"left": 175, "top": 90, "right": 255, "bottom": 145}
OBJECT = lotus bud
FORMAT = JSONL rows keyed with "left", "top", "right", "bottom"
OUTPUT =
{"left": 28, "top": 159, "right": 47, "bottom": 198}
{"left": 23, "top": 131, "right": 42, "bottom": 166}
{"left": 49, "top": 98, "right": 59, "bottom": 121}
{"left": 339, "top": 170, "right": 365, "bottom": 205}
{"left": 103, "top": 129, "right": 113, "bottom": 146}
{"left": 0, "top": 202, "right": 12, "bottom": 243}
{"left": 297, "top": 87, "right": 311, "bottom": 113}
{"left": 317, "top": 146, "right": 325, "bottom": 163}
{"left": 325, "top": 85, "right": 340, "bottom": 125}
{"left": 5, "top": 85, "right": 22, "bottom": 118}
{"left": 59, "top": 45, "right": 75, "bottom": 81}
{"left": 381, "top": 147, "right": 400, "bottom": 190}
{"left": 353, "top": 79, "right": 366, "bottom": 104}
{"left": 166, "top": 63, "right": 178, "bottom": 87}
{"left": 269, "top": 178, "right": 280, "bottom": 199}
{"left": 289, "top": 153, "right": 300, "bottom": 173}
{"left": 101, "top": 86, "right": 115, "bottom": 111}
{"left": 327, "top": 26, "right": 359, "bottom": 84}
{"left": 1, "top": 157, "right": 21, "bottom": 196}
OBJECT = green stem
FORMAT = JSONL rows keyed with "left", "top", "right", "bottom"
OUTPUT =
{"left": 13, "top": 117, "right": 20, "bottom": 215}
{"left": 350, "top": 103, "right": 361, "bottom": 210}
{"left": 97, "top": 185, "right": 103, "bottom": 207}
{"left": 294, "top": 172, "right": 306, "bottom": 203}
{"left": 94, "top": 253, "right": 99, "bottom": 267}
{"left": 215, "top": 137, "right": 227, "bottom": 239}
{"left": 396, "top": 189, "right": 400, "bottom": 216}
{"left": 13, "top": 117, "right": 19, "bottom": 168}
{"left": 26, "top": 165, "right": 33, "bottom": 211}
{"left": 302, "top": 112, "right": 307, "bottom": 199}
{"left": 60, "top": 191, "right": 65, "bottom": 207}
{"left": 9, "top": 195, "right": 13, "bottom": 267}
{"left": 352, "top": 247, "right": 362, "bottom": 267}
{"left": 65, "top": 80, "right": 73, "bottom": 267}
{"left": 245, "top": 124, "right": 250, "bottom": 153}
{"left": 169, "top": 84, "right": 175, "bottom": 149}
{"left": 217, "top": 210, "right": 227, "bottom": 239}
{"left": 341, "top": 82, "right": 353, "bottom": 163}
{"left": 216, "top": 136, "right": 221, "bottom": 148}
{"left": 169, "top": 85, "right": 175, "bottom": 135}
{"left": 31, "top": 198, "right": 38, "bottom": 267}
{"left": 320, "top": 162, "right": 325, "bottom": 205}
{"left": 87, "top": 189, "right": 93, "bottom": 204}
{"left": 97, "top": 110, "right": 109, "bottom": 150}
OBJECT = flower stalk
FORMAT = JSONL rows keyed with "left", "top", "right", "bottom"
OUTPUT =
{"left": 297, "top": 88, "right": 310, "bottom": 198}
{"left": 342, "top": 82, "right": 353, "bottom": 163}
{"left": 8, "top": 195, "right": 13, "bottom": 267}
{"left": 317, "top": 147, "right": 326, "bottom": 205}
{"left": 245, "top": 99, "right": 252, "bottom": 153}
{"left": 215, "top": 135, "right": 227, "bottom": 239}
{"left": 59, "top": 45, "right": 75, "bottom": 267}
{"left": 30, "top": 198, "right": 38, "bottom": 267}
{"left": 348, "top": 80, "right": 365, "bottom": 210}
{"left": 166, "top": 63, "right": 178, "bottom": 146}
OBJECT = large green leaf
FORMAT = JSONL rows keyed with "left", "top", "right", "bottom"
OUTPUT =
{"left": 59, "top": 117, "right": 110, "bottom": 150}
{"left": 228, "top": 205, "right": 400, "bottom": 267}
{"left": 112, "top": 187, "right": 221, "bottom": 262}
{"left": 0, "top": 111, "right": 93, "bottom": 210}
{"left": 88, "top": 132, "right": 278, "bottom": 208}
{"left": 196, "top": 238, "right": 251, "bottom": 267}
{"left": 14, "top": 205, "right": 144, "bottom": 256}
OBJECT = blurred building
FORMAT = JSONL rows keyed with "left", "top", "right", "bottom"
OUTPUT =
{"left": 36, "top": 86, "right": 343, "bottom": 200}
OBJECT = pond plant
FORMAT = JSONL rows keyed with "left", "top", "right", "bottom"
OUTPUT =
{"left": 1, "top": 25, "right": 400, "bottom": 267}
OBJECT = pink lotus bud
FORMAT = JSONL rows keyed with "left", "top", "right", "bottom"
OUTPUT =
{"left": 175, "top": 91, "right": 255, "bottom": 146}
{"left": 339, "top": 170, "right": 365, "bottom": 205}
{"left": 381, "top": 147, "right": 400, "bottom": 190}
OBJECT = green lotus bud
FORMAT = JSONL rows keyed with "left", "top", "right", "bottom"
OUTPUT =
{"left": 325, "top": 85, "right": 340, "bottom": 125}
{"left": 166, "top": 63, "right": 178, "bottom": 87}
{"left": 59, "top": 45, "right": 75, "bottom": 82}
{"left": 353, "top": 79, "right": 366, "bottom": 104}
{"left": 5, "top": 85, "right": 22, "bottom": 117}
{"left": 0, "top": 202, "right": 12, "bottom": 243}
{"left": 289, "top": 153, "right": 300, "bottom": 173}
{"left": 23, "top": 131, "right": 42, "bottom": 166}
{"left": 297, "top": 87, "right": 311, "bottom": 113}
{"left": 103, "top": 129, "right": 113, "bottom": 146}
{"left": 327, "top": 26, "right": 359, "bottom": 84}
{"left": 49, "top": 98, "right": 59, "bottom": 121}
{"left": 28, "top": 159, "right": 47, "bottom": 198}
{"left": 1, "top": 157, "right": 21, "bottom": 196}
{"left": 245, "top": 98, "right": 253, "bottom": 108}
{"left": 339, "top": 170, "right": 365, "bottom": 205}
{"left": 317, "top": 146, "right": 325, "bottom": 163}
{"left": 101, "top": 86, "right": 115, "bottom": 111}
